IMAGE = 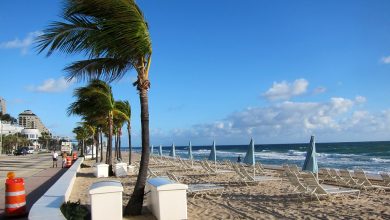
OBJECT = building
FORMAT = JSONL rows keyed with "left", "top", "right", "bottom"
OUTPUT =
{"left": 0, "top": 121, "right": 24, "bottom": 135}
{"left": 18, "top": 110, "right": 50, "bottom": 134}
{"left": 0, "top": 97, "right": 6, "bottom": 114}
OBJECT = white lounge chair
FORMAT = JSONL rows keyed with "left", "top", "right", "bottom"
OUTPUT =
{"left": 354, "top": 169, "right": 390, "bottom": 192}
{"left": 302, "top": 172, "right": 360, "bottom": 202}
{"left": 379, "top": 172, "right": 390, "bottom": 186}
{"left": 166, "top": 171, "right": 224, "bottom": 198}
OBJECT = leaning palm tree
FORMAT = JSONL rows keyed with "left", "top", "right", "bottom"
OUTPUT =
{"left": 73, "top": 125, "right": 90, "bottom": 156}
{"left": 115, "top": 100, "right": 132, "bottom": 164}
{"left": 36, "top": 0, "right": 152, "bottom": 215}
{"left": 68, "top": 80, "right": 126, "bottom": 173}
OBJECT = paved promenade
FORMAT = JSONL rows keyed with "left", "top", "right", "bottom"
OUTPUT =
{"left": 0, "top": 153, "right": 67, "bottom": 219}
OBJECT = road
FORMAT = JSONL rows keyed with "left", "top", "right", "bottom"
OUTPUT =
{"left": 0, "top": 153, "right": 67, "bottom": 219}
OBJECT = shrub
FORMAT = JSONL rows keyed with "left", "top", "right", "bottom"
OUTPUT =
{"left": 60, "top": 200, "right": 90, "bottom": 220}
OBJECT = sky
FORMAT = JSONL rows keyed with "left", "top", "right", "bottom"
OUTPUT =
{"left": 1, "top": 0, "right": 390, "bottom": 146}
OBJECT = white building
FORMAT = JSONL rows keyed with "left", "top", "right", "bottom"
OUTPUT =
{"left": 21, "top": 128, "right": 41, "bottom": 148}
{"left": 0, "top": 121, "right": 24, "bottom": 135}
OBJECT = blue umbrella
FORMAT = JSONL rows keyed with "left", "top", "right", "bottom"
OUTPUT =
{"left": 169, "top": 143, "right": 176, "bottom": 157}
{"left": 158, "top": 145, "right": 163, "bottom": 157}
{"left": 151, "top": 145, "right": 154, "bottom": 155}
{"left": 208, "top": 140, "right": 217, "bottom": 163}
{"left": 302, "top": 135, "right": 319, "bottom": 177}
{"left": 188, "top": 141, "right": 193, "bottom": 160}
{"left": 243, "top": 138, "right": 255, "bottom": 166}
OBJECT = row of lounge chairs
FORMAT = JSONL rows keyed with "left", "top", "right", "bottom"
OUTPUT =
{"left": 285, "top": 169, "right": 360, "bottom": 202}
{"left": 320, "top": 168, "right": 390, "bottom": 192}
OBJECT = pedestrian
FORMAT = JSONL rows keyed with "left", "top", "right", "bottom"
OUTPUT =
{"left": 62, "top": 152, "right": 67, "bottom": 168}
{"left": 52, "top": 151, "right": 58, "bottom": 167}
{"left": 237, "top": 155, "right": 242, "bottom": 163}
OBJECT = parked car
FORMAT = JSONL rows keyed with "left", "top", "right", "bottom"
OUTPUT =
{"left": 27, "top": 147, "right": 34, "bottom": 154}
{"left": 14, "top": 147, "right": 29, "bottom": 156}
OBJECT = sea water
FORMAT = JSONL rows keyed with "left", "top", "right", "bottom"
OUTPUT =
{"left": 129, "top": 141, "right": 390, "bottom": 173}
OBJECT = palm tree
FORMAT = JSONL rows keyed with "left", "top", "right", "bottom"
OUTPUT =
{"left": 73, "top": 125, "right": 89, "bottom": 156}
{"left": 115, "top": 101, "right": 132, "bottom": 164}
{"left": 69, "top": 80, "right": 128, "bottom": 173}
{"left": 37, "top": 0, "right": 152, "bottom": 215}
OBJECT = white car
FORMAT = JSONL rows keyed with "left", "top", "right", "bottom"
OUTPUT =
{"left": 27, "top": 147, "right": 35, "bottom": 154}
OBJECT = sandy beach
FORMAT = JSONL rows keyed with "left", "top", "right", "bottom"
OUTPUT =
{"left": 69, "top": 152, "right": 390, "bottom": 219}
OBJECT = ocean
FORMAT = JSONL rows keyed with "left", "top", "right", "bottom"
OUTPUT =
{"left": 130, "top": 141, "right": 390, "bottom": 173}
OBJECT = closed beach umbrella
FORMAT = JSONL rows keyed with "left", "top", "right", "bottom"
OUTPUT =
{"left": 188, "top": 141, "right": 193, "bottom": 160}
{"left": 208, "top": 140, "right": 217, "bottom": 163}
{"left": 158, "top": 145, "right": 163, "bottom": 157}
{"left": 169, "top": 143, "right": 176, "bottom": 157}
{"left": 151, "top": 145, "right": 154, "bottom": 155}
{"left": 302, "top": 135, "right": 319, "bottom": 176}
{"left": 243, "top": 138, "right": 255, "bottom": 166}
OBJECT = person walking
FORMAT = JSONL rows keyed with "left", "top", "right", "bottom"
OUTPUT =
{"left": 62, "top": 152, "right": 67, "bottom": 168}
{"left": 52, "top": 151, "right": 58, "bottom": 167}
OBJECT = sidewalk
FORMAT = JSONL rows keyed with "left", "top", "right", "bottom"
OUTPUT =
{"left": 0, "top": 154, "right": 67, "bottom": 219}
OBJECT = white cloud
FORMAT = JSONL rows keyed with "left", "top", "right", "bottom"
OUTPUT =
{"left": 0, "top": 31, "right": 42, "bottom": 55}
{"left": 381, "top": 56, "right": 390, "bottom": 64}
{"left": 29, "top": 77, "right": 75, "bottom": 93}
{"left": 263, "top": 78, "right": 308, "bottom": 101}
{"left": 354, "top": 96, "right": 367, "bottom": 104}
{"left": 313, "top": 87, "right": 326, "bottom": 94}
{"left": 150, "top": 96, "right": 389, "bottom": 144}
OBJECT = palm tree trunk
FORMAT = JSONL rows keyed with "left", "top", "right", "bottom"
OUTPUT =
{"left": 128, "top": 124, "right": 132, "bottom": 164}
{"left": 108, "top": 112, "right": 113, "bottom": 176}
{"left": 118, "top": 128, "right": 122, "bottom": 160}
{"left": 91, "top": 134, "right": 95, "bottom": 159}
{"left": 100, "top": 129, "right": 104, "bottom": 162}
{"left": 114, "top": 132, "right": 118, "bottom": 160}
{"left": 125, "top": 89, "right": 150, "bottom": 216}
{"left": 95, "top": 130, "right": 99, "bottom": 163}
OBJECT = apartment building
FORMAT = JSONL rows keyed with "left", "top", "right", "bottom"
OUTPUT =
{"left": 18, "top": 110, "right": 50, "bottom": 134}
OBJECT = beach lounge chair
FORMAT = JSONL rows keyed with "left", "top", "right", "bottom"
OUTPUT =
{"left": 354, "top": 169, "right": 390, "bottom": 192}
{"left": 166, "top": 171, "right": 224, "bottom": 198}
{"left": 379, "top": 172, "right": 390, "bottom": 186}
{"left": 255, "top": 163, "right": 277, "bottom": 177}
{"left": 239, "top": 165, "right": 280, "bottom": 182}
{"left": 338, "top": 169, "right": 365, "bottom": 189}
{"left": 320, "top": 168, "right": 338, "bottom": 183}
{"left": 301, "top": 172, "right": 360, "bottom": 202}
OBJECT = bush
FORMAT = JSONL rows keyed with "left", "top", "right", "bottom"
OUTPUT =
{"left": 60, "top": 200, "right": 90, "bottom": 220}
{"left": 81, "top": 163, "right": 91, "bottom": 168}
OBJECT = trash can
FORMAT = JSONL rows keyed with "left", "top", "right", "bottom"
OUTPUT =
{"left": 89, "top": 180, "right": 123, "bottom": 220}
{"left": 114, "top": 163, "right": 127, "bottom": 177}
{"left": 146, "top": 177, "right": 188, "bottom": 220}
{"left": 94, "top": 163, "right": 109, "bottom": 178}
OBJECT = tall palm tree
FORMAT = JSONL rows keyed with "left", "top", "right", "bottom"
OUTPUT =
{"left": 68, "top": 80, "right": 126, "bottom": 173}
{"left": 73, "top": 125, "right": 90, "bottom": 156}
{"left": 115, "top": 101, "right": 132, "bottom": 164}
{"left": 37, "top": 0, "right": 152, "bottom": 215}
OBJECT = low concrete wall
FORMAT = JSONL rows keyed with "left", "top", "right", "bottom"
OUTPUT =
{"left": 29, "top": 157, "right": 84, "bottom": 220}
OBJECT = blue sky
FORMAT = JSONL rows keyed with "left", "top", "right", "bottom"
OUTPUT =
{"left": 1, "top": 0, "right": 390, "bottom": 145}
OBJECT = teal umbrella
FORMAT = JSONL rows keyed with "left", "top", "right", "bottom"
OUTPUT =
{"left": 243, "top": 138, "right": 255, "bottom": 166}
{"left": 302, "top": 135, "right": 318, "bottom": 177}
{"left": 169, "top": 143, "right": 176, "bottom": 157}
{"left": 151, "top": 145, "right": 154, "bottom": 155}
{"left": 158, "top": 145, "right": 163, "bottom": 157}
{"left": 208, "top": 140, "right": 217, "bottom": 163}
{"left": 188, "top": 141, "right": 193, "bottom": 160}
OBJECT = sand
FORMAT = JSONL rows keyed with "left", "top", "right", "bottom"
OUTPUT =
{"left": 69, "top": 152, "right": 390, "bottom": 219}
